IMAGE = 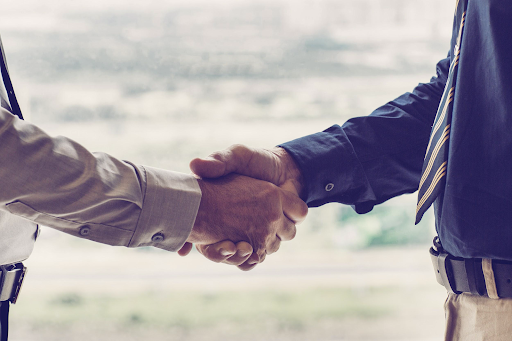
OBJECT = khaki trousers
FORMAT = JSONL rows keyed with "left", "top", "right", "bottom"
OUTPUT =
{"left": 445, "top": 293, "right": 512, "bottom": 340}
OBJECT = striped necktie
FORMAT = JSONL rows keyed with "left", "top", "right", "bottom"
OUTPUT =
{"left": 415, "top": 0, "right": 467, "bottom": 224}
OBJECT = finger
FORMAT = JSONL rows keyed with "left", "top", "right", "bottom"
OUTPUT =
{"left": 237, "top": 252, "right": 261, "bottom": 271}
{"left": 280, "top": 179, "right": 301, "bottom": 197}
{"left": 238, "top": 262, "right": 258, "bottom": 271}
{"left": 280, "top": 187, "right": 308, "bottom": 225}
{"left": 276, "top": 215, "right": 297, "bottom": 242}
{"left": 196, "top": 240, "right": 237, "bottom": 263}
{"left": 177, "top": 242, "right": 193, "bottom": 256}
{"left": 266, "top": 236, "right": 281, "bottom": 255}
{"left": 223, "top": 241, "right": 253, "bottom": 266}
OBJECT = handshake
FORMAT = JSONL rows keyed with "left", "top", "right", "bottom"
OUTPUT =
{"left": 179, "top": 145, "right": 308, "bottom": 271}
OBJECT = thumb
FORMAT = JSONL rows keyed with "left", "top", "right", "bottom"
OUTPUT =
{"left": 190, "top": 156, "right": 228, "bottom": 178}
{"left": 280, "top": 188, "right": 309, "bottom": 225}
{"left": 190, "top": 144, "right": 255, "bottom": 179}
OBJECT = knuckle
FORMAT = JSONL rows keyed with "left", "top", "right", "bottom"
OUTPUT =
{"left": 229, "top": 144, "right": 247, "bottom": 161}
{"left": 269, "top": 237, "right": 281, "bottom": 254}
{"left": 229, "top": 144, "right": 248, "bottom": 153}
{"left": 250, "top": 242, "right": 266, "bottom": 260}
{"left": 287, "top": 225, "right": 297, "bottom": 240}
{"left": 299, "top": 203, "right": 309, "bottom": 218}
{"left": 227, "top": 144, "right": 251, "bottom": 170}
{"left": 258, "top": 252, "right": 267, "bottom": 263}
{"left": 208, "top": 151, "right": 224, "bottom": 162}
{"left": 267, "top": 245, "right": 279, "bottom": 255}
{"left": 202, "top": 246, "right": 223, "bottom": 263}
{"left": 195, "top": 244, "right": 206, "bottom": 255}
{"left": 252, "top": 244, "right": 265, "bottom": 258}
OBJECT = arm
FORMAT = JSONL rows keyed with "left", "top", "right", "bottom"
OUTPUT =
{"left": 281, "top": 56, "right": 450, "bottom": 212}
{"left": 193, "top": 56, "right": 451, "bottom": 211}
{"left": 0, "top": 106, "right": 200, "bottom": 251}
{"left": 0, "top": 107, "right": 307, "bottom": 265}
{"left": 190, "top": 56, "right": 450, "bottom": 265}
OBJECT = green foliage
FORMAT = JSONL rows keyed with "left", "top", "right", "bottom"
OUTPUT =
{"left": 13, "top": 288, "right": 394, "bottom": 331}
{"left": 337, "top": 202, "right": 432, "bottom": 248}
{"left": 51, "top": 293, "right": 83, "bottom": 307}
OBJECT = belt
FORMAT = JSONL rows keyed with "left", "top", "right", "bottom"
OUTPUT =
{"left": 0, "top": 263, "right": 26, "bottom": 304}
{"left": 430, "top": 237, "right": 512, "bottom": 298}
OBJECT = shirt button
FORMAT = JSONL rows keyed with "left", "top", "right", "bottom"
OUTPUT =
{"left": 79, "top": 226, "right": 91, "bottom": 236}
{"left": 151, "top": 233, "right": 165, "bottom": 243}
{"left": 325, "top": 183, "right": 335, "bottom": 192}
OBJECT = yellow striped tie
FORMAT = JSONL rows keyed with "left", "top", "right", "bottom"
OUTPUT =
{"left": 415, "top": 1, "right": 467, "bottom": 223}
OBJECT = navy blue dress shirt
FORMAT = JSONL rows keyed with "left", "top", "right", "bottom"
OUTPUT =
{"left": 281, "top": 0, "right": 512, "bottom": 261}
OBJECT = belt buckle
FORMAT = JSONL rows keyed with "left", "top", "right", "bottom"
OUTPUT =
{"left": 430, "top": 246, "right": 461, "bottom": 294}
{"left": 10, "top": 265, "right": 27, "bottom": 304}
{"left": 0, "top": 263, "right": 27, "bottom": 304}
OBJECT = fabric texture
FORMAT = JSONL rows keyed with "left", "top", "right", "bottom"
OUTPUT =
{"left": 0, "top": 108, "right": 201, "bottom": 253}
{"left": 0, "top": 38, "right": 202, "bottom": 259}
{"left": 444, "top": 293, "right": 512, "bottom": 341}
{"left": 280, "top": 0, "right": 512, "bottom": 261}
{"left": 280, "top": 1, "right": 512, "bottom": 338}
{"left": 415, "top": 0, "right": 467, "bottom": 223}
{"left": 0, "top": 40, "right": 38, "bottom": 265}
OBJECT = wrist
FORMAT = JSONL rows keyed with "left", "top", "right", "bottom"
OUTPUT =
{"left": 188, "top": 178, "right": 210, "bottom": 244}
{"left": 272, "top": 147, "right": 304, "bottom": 197}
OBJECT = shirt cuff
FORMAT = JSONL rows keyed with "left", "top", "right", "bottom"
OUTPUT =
{"left": 128, "top": 166, "right": 201, "bottom": 252}
{"left": 279, "top": 124, "right": 376, "bottom": 211}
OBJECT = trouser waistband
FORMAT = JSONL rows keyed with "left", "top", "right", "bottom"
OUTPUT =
{"left": 430, "top": 237, "right": 512, "bottom": 298}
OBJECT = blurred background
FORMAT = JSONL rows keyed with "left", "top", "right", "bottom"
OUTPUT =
{"left": 1, "top": 0, "right": 453, "bottom": 340}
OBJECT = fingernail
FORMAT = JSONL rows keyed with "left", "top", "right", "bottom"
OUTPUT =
{"left": 238, "top": 249, "right": 251, "bottom": 257}
{"left": 219, "top": 248, "right": 234, "bottom": 256}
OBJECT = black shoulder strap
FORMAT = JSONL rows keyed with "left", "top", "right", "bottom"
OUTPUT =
{"left": 0, "top": 36, "right": 23, "bottom": 120}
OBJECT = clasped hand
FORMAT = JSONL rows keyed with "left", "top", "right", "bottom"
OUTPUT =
{"left": 180, "top": 145, "right": 307, "bottom": 271}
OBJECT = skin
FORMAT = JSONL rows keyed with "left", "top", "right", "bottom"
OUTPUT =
{"left": 181, "top": 168, "right": 307, "bottom": 270}
{"left": 182, "top": 145, "right": 306, "bottom": 270}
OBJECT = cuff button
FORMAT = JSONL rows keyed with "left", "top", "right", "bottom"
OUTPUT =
{"left": 151, "top": 233, "right": 165, "bottom": 243}
{"left": 79, "top": 226, "right": 91, "bottom": 236}
{"left": 325, "top": 183, "right": 335, "bottom": 192}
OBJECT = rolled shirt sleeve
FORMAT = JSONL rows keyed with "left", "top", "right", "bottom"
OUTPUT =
{"left": 0, "top": 107, "right": 201, "bottom": 252}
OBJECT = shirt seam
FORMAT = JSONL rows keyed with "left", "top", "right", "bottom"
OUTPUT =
{"left": 127, "top": 164, "right": 148, "bottom": 246}
{"left": 6, "top": 200, "right": 133, "bottom": 232}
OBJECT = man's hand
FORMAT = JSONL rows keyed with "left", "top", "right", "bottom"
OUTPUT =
{"left": 178, "top": 239, "right": 257, "bottom": 270}
{"left": 181, "top": 145, "right": 306, "bottom": 270}
{"left": 181, "top": 173, "right": 307, "bottom": 271}
{"left": 189, "top": 144, "right": 304, "bottom": 196}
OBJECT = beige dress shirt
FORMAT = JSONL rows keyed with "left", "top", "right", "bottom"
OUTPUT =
{"left": 0, "top": 106, "right": 201, "bottom": 265}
